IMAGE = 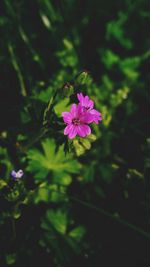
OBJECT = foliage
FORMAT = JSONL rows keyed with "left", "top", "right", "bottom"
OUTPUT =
{"left": 0, "top": 0, "right": 150, "bottom": 266}
{"left": 27, "top": 138, "right": 80, "bottom": 181}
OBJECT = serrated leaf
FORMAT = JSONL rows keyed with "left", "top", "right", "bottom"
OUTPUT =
{"left": 34, "top": 187, "right": 49, "bottom": 204}
{"left": 27, "top": 139, "right": 80, "bottom": 181}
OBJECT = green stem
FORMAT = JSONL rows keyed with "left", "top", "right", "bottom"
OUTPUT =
{"left": 69, "top": 195, "right": 150, "bottom": 239}
{"left": 25, "top": 186, "right": 150, "bottom": 239}
{"left": 11, "top": 218, "right": 16, "bottom": 241}
{"left": 8, "top": 43, "right": 27, "bottom": 97}
{"left": 20, "top": 127, "right": 48, "bottom": 152}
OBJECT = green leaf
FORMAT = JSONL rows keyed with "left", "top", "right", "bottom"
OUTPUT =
{"left": 84, "top": 164, "right": 95, "bottom": 183}
{"left": 13, "top": 208, "right": 21, "bottom": 219}
{"left": 0, "top": 179, "right": 7, "bottom": 190}
{"left": 50, "top": 184, "right": 68, "bottom": 203}
{"left": 128, "top": 169, "right": 144, "bottom": 180}
{"left": 73, "top": 140, "right": 85, "bottom": 156}
{"left": 53, "top": 172, "right": 72, "bottom": 186}
{"left": 0, "top": 148, "right": 12, "bottom": 176}
{"left": 101, "top": 75, "right": 114, "bottom": 94}
{"left": 86, "top": 134, "right": 97, "bottom": 142}
{"left": 80, "top": 138, "right": 91, "bottom": 150}
{"left": 5, "top": 254, "right": 16, "bottom": 265}
{"left": 40, "top": 13, "right": 52, "bottom": 30}
{"left": 34, "top": 187, "right": 49, "bottom": 203}
{"left": 102, "top": 49, "right": 120, "bottom": 69}
{"left": 54, "top": 98, "right": 71, "bottom": 116}
{"left": 33, "top": 183, "right": 67, "bottom": 204}
{"left": 120, "top": 57, "right": 141, "bottom": 80}
{"left": 69, "top": 226, "right": 86, "bottom": 242}
{"left": 56, "top": 39, "right": 78, "bottom": 68}
{"left": 27, "top": 139, "right": 80, "bottom": 181}
{"left": 33, "top": 86, "right": 53, "bottom": 103}
{"left": 42, "top": 209, "right": 68, "bottom": 234}
{"left": 73, "top": 135, "right": 96, "bottom": 157}
{"left": 110, "top": 86, "right": 129, "bottom": 107}
{"left": 106, "top": 12, "right": 133, "bottom": 49}
{"left": 76, "top": 71, "right": 91, "bottom": 85}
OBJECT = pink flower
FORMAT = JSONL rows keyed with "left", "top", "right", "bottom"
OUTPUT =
{"left": 62, "top": 104, "right": 92, "bottom": 139}
{"left": 77, "top": 93, "right": 102, "bottom": 124}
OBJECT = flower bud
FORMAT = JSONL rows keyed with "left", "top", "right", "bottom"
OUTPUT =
{"left": 76, "top": 71, "right": 89, "bottom": 85}
{"left": 62, "top": 82, "right": 74, "bottom": 97}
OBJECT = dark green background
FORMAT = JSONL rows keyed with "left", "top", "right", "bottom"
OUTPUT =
{"left": 0, "top": 0, "right": 150, "bottom": 266}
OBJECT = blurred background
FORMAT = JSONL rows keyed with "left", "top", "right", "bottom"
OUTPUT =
{"left": 0, "top": 0, "right": 150, "bottom": 266}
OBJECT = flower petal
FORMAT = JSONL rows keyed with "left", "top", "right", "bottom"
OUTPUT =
{"left": 94, "top": 119, "right": 99, "bottom": 124}
{"left": 89, "top": 109, "right": 102, "bottom": 123}
{"left": 62, "top": 112, "right": 72, "bottom": 124}
{"left": 88, "top": 100, "right": 94, "bottom": 109}
{"left": 80, "top": 112, "right": 93, "bottom": 124}
{"left": 77, "top": 92, "right": 94, "bottom": 109}
{"left": 11, "top": 170, "right": 17, "bottom": 178}
{"left": 77, "top": 125, "right": 87, "bottom": 137}
{"left": 90, "top": 109, "right": 101, "bottom": 117}
{"left": 70, "top": 104, "right": 77, "bottom": 117}
{"left": 77, "top": 93, "right": 84, "bottom": 104}
{"left": 68, "top": 125, "right": 77, "bottom": 139}
{"left": 76, "top": 103, "right": 84, "bottom": 116}
{"left": 77, "top": 125, "right": 91, "bottom": 137}
{"left": 64, "top": 124, "right": 73, "bottom": 135}
{"left": 17, "top": 170, "right": 24, "bottom": 178}
{"left": 84, "top": 95, "right": 90, "bottom": 106}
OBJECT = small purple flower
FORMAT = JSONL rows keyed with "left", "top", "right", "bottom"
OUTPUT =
{"left": 62, "top": 104, "right": 93, "bottom": 139}
{"left": 77, "top": 93, "right": 102, "bottom": 124}
{"left": 11, "top": 169, "right": 24, "bottom": 180}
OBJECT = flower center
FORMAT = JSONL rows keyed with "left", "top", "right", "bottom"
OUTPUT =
{"left": 83, "top": 106, "right": 90, "bottom": 111}
{"left": 72, "top": 118, "right": 80, "bottom": 125}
